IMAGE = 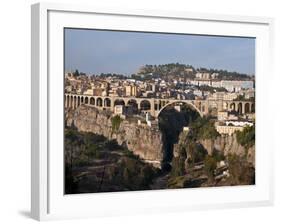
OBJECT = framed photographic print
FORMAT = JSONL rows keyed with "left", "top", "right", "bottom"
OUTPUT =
{"left": 31, "top": 2, "right": 274, "bottom": 221}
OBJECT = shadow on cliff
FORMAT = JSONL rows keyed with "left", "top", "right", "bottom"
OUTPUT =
{"left": 158, "top": 105, "right": 200, "bottom": 170}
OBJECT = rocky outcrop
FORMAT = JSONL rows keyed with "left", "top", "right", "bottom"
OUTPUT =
{"left": 173, "top": 131, "right": 255, "bottom": 166}
{"left": 65, "top": 105, "right": 164, "bottom": 166}
{"left": 200, "top": 135, "right": 255, "bottom": 166}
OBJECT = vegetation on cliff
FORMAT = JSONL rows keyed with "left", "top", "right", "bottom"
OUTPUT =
{"left": 169, "top": 116, "right": 254, "bottom": 188}
{"left": 190, "top": 117, "right": 220, "bottom": 140}
{"left": 65, "top": 127, "right": 159, "bottom": 194}
{"left": 158, "top": 108, "right": 222, "bottom": 187}
{"left": 227, "top": 154, "right": 255, "bottom": 185}
{"left": 111, "top": 115, "right": 122, "bottom": 132}
{"left": 236, "top": 125, "right": 255, "bottom": 149}
{"left": 171, "top": 135, "right": 208, "bottom": 178}
{"left": 65, "top": 105, "right": 255, "bottom": 192}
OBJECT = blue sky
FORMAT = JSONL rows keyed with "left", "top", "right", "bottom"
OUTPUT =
{"left": 64, "top": 28, "right": 255, "bottom": 75}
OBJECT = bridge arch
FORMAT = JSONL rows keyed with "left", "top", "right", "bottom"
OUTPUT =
{"left": 90, "top": 97, "right": 95, "bottom": 105}
{"left": 245, "top": 103, "right": 250, "bottom": 114}
{"left": 104, "top": 98, "right": 111, "bottom": 107}
{"left": 77, "top": 96, "right": 80, "bottom": 107}
{"left": 74, "top": 96, "right": 77, "bottom": 108}
{"left": 140, "top": 100, "right": 151, "bottom": 111}
{"left": 126, "top": 99, "right": 138, "bottom": 112}
{"left": 70, "top": 96, "right": 73, "bottom": 108}
{"left": 224, "top": 102, "right": 228, "bottom": 110}
{"left": 230, "top": 102, "right": 236, "bottom": 111}
{"left": 66, "top": 95, "right": 70, "bottom": 108}
{"left": 97, "top": 97, "right": 103, "bottom": 107}
{"left": 157, "top": 101, "right": 203, "bottom": 118}
{"left": 127, "top": 99, "right": 137, "bottom": 106}
{"left": 238, "top": 102, "right": 243, "bottom": 114}
{"left": 85, "top": 96, "right": 89, "bottom": 104}
{"left": 114, "top": 99, "right": 125, "bottom": 106}
{"left": 251, "top": 103, "right": 255, "bottom": 113}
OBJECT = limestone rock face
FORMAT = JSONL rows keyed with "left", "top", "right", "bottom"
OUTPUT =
{"left": 173, "top": 131, "right": 255, "bottom": 167}
{"left": 65, "top": 105, "right": 164, "bottom": 165}
{"left": 200, "top": 135, "right": 255, "bottom": 166}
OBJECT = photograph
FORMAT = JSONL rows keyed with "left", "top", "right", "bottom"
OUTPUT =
{"left": 64, "top": 28, "right": 255, "bottom": 194}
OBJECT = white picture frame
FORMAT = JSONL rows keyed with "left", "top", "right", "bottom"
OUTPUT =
{"left": 31, "top": 2, "right": 274, "bottom": 221}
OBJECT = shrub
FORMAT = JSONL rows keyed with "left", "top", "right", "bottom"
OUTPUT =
{"left": 227, "top": 154, "right": 255, "bottom": 185}
{"left": 190, "top": 117, "right": 219, "bottom": 140}
{"left": 236, "top": 125, "right": 255, "bottom": 149}
{"left": 193, "top": 144, "right": 208, "bottom": 163}
{"left": 111, "top": 115, "right": 122, "bottom": 132}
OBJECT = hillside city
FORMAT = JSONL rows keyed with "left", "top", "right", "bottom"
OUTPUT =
{"left": 64, "top": 63, "right": 255, "bottom": 193}
{"left": 65, "top": 63, "right": 255, "bottom": 136}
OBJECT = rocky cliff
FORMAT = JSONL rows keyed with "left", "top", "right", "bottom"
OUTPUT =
{"left": 199, "top": 135, "right": 255, "bottom": 166}
{"left": 65, "top": 105, "right": 164, "bottom": 166}
{"left": 174, "top": 131, "right": 255, "bottom": 166}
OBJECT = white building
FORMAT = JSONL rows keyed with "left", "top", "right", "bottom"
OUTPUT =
{"left": 242, "top": 89, "right": 255, "bottom": 99}
{"left": 217, "top": 111, "right": 229, "bottom": 121}
{"left": 190, "top": 80, "right": 212, "bottom": 86}
{"left": 216, "top": 125, "right": 244, "bottom": 136}
{"left": 193, "top": 90, "right": 203, "bottom": 97}
{"left": 159, "top": 80, "right": 167, "bottom": 87}
{"left": 195, "top": 72, "right": 210, "bottom": 79}
{"left": 208, "top": 92, "right": 238, "bottom": 101}
{"left": 211, "top": 80, "right": 222, "bottom": 88}
{"left": 114, "top": 105, "right": 124, "bottom": 115}
{"left": 220, "top": 80, "right": 254, "bottom": 92}
{"left": 190, "top": 79, "right": 254, "bottom": 92}
{"left": 225, "top": 120, "right": 253, "bottom": 127}
{"left": 211, "top": 73, "right": 219, "bottom": 79}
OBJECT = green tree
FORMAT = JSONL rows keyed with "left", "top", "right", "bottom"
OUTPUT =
{"left": 190, "top": 117, "right": 219, "bottom": 140}
{"left": 111, "top": 115, "right": 122, "bottom": 132}
{"left": 236, "top": 125, "right": 255, "bottom": 149}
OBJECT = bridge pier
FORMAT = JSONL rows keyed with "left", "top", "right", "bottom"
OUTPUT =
{"left": 242, "top": 103, "right": 246, "bottom": 114}
{"left": 149, "top": 99, "right": 155, "bottom": 117}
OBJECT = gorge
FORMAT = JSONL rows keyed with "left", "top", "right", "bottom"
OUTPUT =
{"left": 65, "top": 104, "right": 255, "bottom": 193}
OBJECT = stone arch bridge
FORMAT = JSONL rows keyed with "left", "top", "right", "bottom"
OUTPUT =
{"left": 65, "top": 93, "right": 254, "bottom": 117}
